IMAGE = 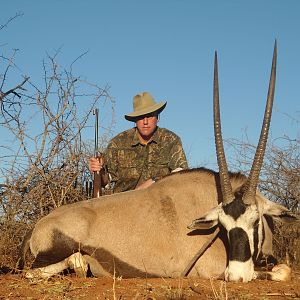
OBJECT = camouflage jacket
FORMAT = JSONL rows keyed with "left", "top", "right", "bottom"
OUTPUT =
{"left": 104, "top": 127, "right": 188, "bottom": 193}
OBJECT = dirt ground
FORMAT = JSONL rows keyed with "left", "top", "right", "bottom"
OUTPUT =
{"left": 0, "top": 271, "right": 300, "bottom": 300}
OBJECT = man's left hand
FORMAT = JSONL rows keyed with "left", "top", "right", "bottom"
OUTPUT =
{"left": 135, "top": 178, "right": 155, "bottom": 190}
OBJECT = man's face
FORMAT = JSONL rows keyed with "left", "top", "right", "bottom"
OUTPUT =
{"left": 135, "top": 113, "right": 158, "bottom": 140}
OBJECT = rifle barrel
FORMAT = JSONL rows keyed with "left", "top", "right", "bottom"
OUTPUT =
{"left": 93, "top": 108, "right": 102, "bottom": 197}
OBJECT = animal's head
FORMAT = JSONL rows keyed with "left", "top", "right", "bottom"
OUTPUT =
{"left": 189, "top": 41, "right": 298, "bottom": 282}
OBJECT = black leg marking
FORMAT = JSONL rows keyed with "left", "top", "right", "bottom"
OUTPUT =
{"left": 33, "top": 229, "right": 158, "bottom": 278}
{"left": 33, "top": 229, "right": 80, "bottom": 268}
{"left": 83, "top": 246, "right": 159, "bottom": 278}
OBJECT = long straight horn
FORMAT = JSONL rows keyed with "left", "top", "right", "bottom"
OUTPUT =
{"left": 214, "top": 51, "right": 235, "bottom": 205}
{"left": 242, "top": 41, "right": 277, "bottom": 205}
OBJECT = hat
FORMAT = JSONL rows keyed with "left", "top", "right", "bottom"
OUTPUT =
{"left": 125, "top": 92, "right": 167, "bottom": 121}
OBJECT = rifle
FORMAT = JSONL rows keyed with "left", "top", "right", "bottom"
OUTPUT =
{"left": 93, "top": 108, "right": 102, "bottom": 197}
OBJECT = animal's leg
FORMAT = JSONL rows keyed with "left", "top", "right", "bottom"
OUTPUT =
{"left": 270, "top": 264, "right": 292, "bottom": 281}
{"left": 25, "top": 260, "right": 69, "bottom": 278}
{"left": 254, "top": 264, "right": 291, "bottom": 281}
{"left": 83, "top": 255, "right": 111, "bottom": 277}
{"left": 66, "top": 252, "right": 88, "bottom": 278}
{"left": 25, "top": 252, "right": 88, "bottom": 279}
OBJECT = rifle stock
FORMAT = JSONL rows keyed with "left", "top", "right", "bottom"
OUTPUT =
{"left": 93, "top": 108, "right": 102, "bottom": 198}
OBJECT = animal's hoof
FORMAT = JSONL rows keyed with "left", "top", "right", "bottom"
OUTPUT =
{"left": 74, "top": 267, "right": 87, "bottom": 278}
{"left": 271, "top": 264, "right": 291, "bottom": 281}
{"left": 24, "top": 269, "right": 43, "bottom": 279}
{"left": 66, "top": 253, "right": 88, "bottom": 278}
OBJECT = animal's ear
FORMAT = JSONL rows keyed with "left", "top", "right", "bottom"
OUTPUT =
{"left": 263, "top": 202, "right": 300, "bottom": 223}
{"left": 187, "top": 205, "right": 220, "bottom": 230}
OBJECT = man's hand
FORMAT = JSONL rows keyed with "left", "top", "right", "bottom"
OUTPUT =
{"left": 89, "top": 156, "right": 104, "bottom": 173}
{"left": 135, "top": 178, "right": 155, "bottom": 190}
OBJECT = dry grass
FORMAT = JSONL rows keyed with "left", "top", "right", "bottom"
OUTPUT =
{"left": 273, "top": 220, "right": 300, "bottom": 267}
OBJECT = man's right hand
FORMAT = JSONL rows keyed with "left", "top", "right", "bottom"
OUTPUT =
{"left": 88, "top": 156, "right": 104, "bottom": 173}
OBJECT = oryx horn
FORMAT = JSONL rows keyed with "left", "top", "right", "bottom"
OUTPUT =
{"left": 214, "top": 51, "right": 235, "bottom": 205}
{"left": 242, "top": 41, "right": 277, "bottom": 205}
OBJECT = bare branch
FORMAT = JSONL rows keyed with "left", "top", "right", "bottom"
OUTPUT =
{"left": 0, "top": 12, "right": 24, "bottom": 32}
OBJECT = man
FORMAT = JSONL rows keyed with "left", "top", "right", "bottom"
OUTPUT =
{"left": 89, "top": 92, "right": 188, "bottom": 193}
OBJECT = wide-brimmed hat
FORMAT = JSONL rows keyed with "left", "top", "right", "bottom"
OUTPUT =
{"left": 125, "top": 92, "right": 167, "bottom": 121}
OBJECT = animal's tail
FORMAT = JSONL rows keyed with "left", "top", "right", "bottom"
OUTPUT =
{"left": 16, "top": 229, "right": 33, "bottom": 270}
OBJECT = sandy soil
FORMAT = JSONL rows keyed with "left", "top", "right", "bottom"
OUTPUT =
{"left": 0, "top": 271, "right": 299, "bottom": 300}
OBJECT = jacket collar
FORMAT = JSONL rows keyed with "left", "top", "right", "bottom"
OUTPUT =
{"left": 131, "top": 127, "right": 158, "bottom": 146}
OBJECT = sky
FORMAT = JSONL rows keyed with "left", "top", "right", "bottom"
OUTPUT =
{"left": 1, "top": 0, "right": 299, "bottom": 170}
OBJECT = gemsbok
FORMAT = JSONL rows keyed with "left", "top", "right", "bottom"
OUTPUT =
{"left": 18, "top": 41, "right": 299, "bottom": 282}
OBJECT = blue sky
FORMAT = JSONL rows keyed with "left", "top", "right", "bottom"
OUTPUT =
{"left": 1, "top": 1, "right": 299, "bottom": 169}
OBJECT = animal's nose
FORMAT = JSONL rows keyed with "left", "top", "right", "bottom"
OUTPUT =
{"left": 224, "top": 261, "right": 254, "bottom": 283}
{"left": 226, "top": 274, "right": 246, "bottom": 282}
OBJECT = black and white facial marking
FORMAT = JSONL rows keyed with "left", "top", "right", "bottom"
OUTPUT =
{"left": 218, "top": 197, "right": 263, "bottom": 282}
{"left": 187, "top": 195, "right": 264, "bottom": 282}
